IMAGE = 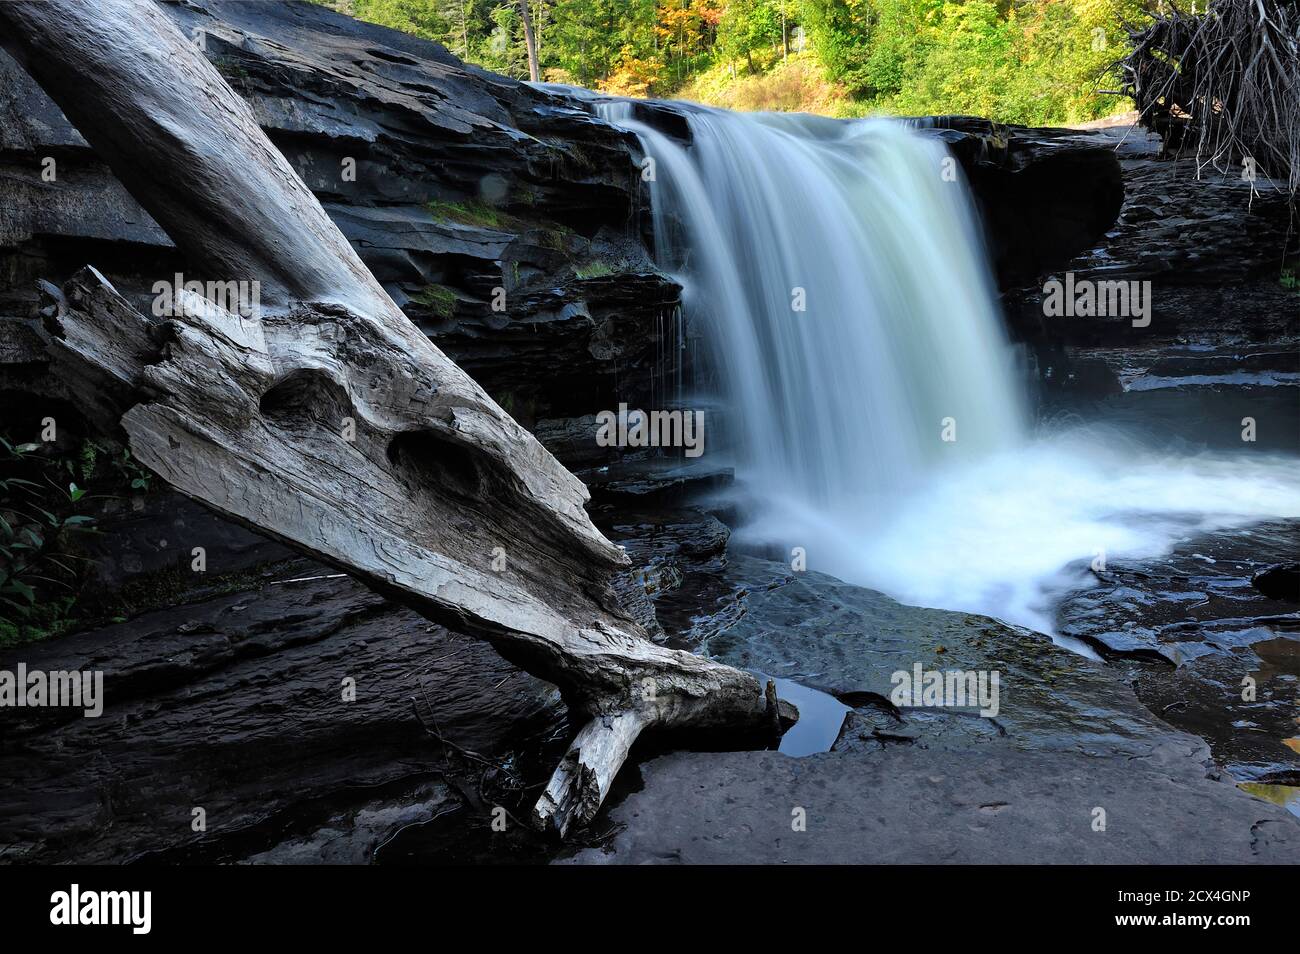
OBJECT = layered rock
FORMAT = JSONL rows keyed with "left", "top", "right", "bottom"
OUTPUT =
{"left": 0, "top": 563, "right": 565, "bottom": 864}
{"left": 1002, "top": 122, "right": 1299, "bottom": 430}
{"left": 1058, "top": 521, "right": 1300, "bottom": 787}
{"left": 0, "top": 2, "right": 1131, "bottom": 453}
{"left": 0, "top": 0, "right": 679, "bottom": 448}
{"left": 919, "top": 116, "right": 1126, "bottom": 287}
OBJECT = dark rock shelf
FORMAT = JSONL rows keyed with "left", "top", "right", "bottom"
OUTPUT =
{"left": 560, "top": 555, "right": 1300, "bottom": 864}
{"left": 0, "top": 562, "right": 565, "bottom": 864}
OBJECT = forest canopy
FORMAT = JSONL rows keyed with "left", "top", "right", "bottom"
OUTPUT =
{"left": 317, "top": 1, "right": 1157, "bottom": 125}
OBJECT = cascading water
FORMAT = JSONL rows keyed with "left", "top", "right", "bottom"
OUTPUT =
{"left": 599, "top": 102, "right": 1026, "bottom": 505}
{"left": 588, "top": 95, "right": 1300, "bottom": 636}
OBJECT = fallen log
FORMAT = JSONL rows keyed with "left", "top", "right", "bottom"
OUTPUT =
{"left": 0, "top": 0, "right": 790, "bottom": 837}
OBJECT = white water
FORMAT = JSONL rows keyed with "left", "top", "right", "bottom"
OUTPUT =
{"left": 595, "top": 99, "right": 1300, "bottom": 636}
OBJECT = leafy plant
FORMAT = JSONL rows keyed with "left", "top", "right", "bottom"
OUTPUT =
{"left": 0, "top": 406, "right": 168, "bottom": 647}
{"left": 112, "top": 446, "right": 153, "bottom": 491}
{"left": 0, "top": 436, "right": 112, "bottom": 645}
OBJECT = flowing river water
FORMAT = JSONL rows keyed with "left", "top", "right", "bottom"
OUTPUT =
{"left": 591, "top": 97, "right": 1300, "bottom": 638}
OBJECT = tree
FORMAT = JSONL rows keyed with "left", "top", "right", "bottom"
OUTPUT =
{"left": 796, "top": 0, "right": 875, "bottom": 92}
{"left": 350, "top": 0, "right": 449, "bottom": 39}
{"left": 518, "top": 0, "right": 541, "bottom": 81}
{"left": 656, "top": 0, "right": 724, "bottom": 84}
{"left": 718, "top": 0, "right": 782, "bottom": 74}
{"left": 547, "top": 0, "right": 658, "bottom": 87}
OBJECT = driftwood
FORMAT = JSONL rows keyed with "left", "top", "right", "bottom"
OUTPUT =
{"left": 0, "top": 0, "right": 789, "bottom": 836}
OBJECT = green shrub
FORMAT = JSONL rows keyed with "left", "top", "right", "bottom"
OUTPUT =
{"left": 0, "top": 437, "right": 103, "bottom": 646}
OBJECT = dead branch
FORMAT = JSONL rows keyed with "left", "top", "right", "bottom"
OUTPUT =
{"left": 1118, "top": 0, "right": 1299, "bottom": 196}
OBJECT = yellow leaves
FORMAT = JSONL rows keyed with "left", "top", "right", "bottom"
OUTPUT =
{"left": 599, "top": 47, "right": 666, "bottom": 98}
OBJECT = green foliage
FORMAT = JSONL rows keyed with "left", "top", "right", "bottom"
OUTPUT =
{"left": 680, "top": 49, "right": 855, "bottom": 114}
{"left": 718, "top": 0, "right": 784, "bottom": 72}
{"left": 318, "top": 0, "right": 1150, "bottom": 123}
{"left": 886, "top": 0, "right": 1150, "bottom": 124}
{"left": 0, "top": 431, "right": 163, "bottom": 646}
{"left": 349, "top": 0, "right": 453, "bottom": 40}
{"left": 794, "top": 0, "right": 1148, "bottom": 123}
{"left": 115, "top": 448, "right": 154, "bottom": 492}
{"left": 412, "top": 283, "right": 459, "bottom": 316}
{"left": 892, "top": 1, "right": 1013, "bottom": 118}
{"left": 547, "top": 0, "right": 655, "bottom": 88}
{"left": 794, "top": 0, "right": 874, "bottom": 92}
{"left": 0, "top": 437, "right": 103, "bottom": 646}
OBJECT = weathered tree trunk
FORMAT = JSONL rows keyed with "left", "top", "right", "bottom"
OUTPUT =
{"left": 518, "top": 0, "right": 541, "bottom": 83}
{"left": 0, "top": 0, "right": 789, "bottom": 837}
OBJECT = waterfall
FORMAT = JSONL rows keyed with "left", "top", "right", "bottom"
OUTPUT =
{"left": 585, "top": 95, "right": 1300, "bottom": 635}
{"left": 598, "top": 101, "right": 1025, "bottom": 512}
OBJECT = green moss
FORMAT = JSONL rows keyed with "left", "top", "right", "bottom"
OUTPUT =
{"left": 535, "top": 228, "right": 570, "bottom": 252}
{"left": 212, "top": 59, "right": 251, "bottom": 80}
{"left": 0, "top": 596, "right": 79, "bottom": 650}
{"left": 426, "top": 198, "right": 575, "bottom": 248}
{"left": 411, "top": 283, "right": 458, "bottom": 318}
{"left": 574, "top": 261, "right": 618, "bottom": 280}
{"left": 427, "top": 198, "right": 521, "bottom": 231}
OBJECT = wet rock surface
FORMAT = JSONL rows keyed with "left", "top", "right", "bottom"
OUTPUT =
{"left": 921, "top": 117, "right": 1126, "bottom": 288}
{"left": 560, "top": 554, "right": 1300, "bottom": 864}
{"left": 1254, "top": 563, "right": 1300, "bottom": 604}
{"left": 559, "top": 744, "right": 1300, "bottom": 864}
{"left": 578, "top": 457, "right": 735, "bottom": 507}
{"left": 6, "top": 513, "right": 1298, "bottom": 864}
{"left": 1058, "top": 521, "right": 1300, "bottom": 787}
{"left": 596, "top": 506, "right": 730, "bottom": 612}
{"left": 698, "top": 555, "right": 1168, "bottom": 755}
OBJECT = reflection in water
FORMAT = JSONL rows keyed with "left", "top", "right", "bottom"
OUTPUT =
{"left": 1239, "top": 782, "right": 1300, "bottom": 819}
{"left": 772, "top": 678, "right": 849, "bottom": 756}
